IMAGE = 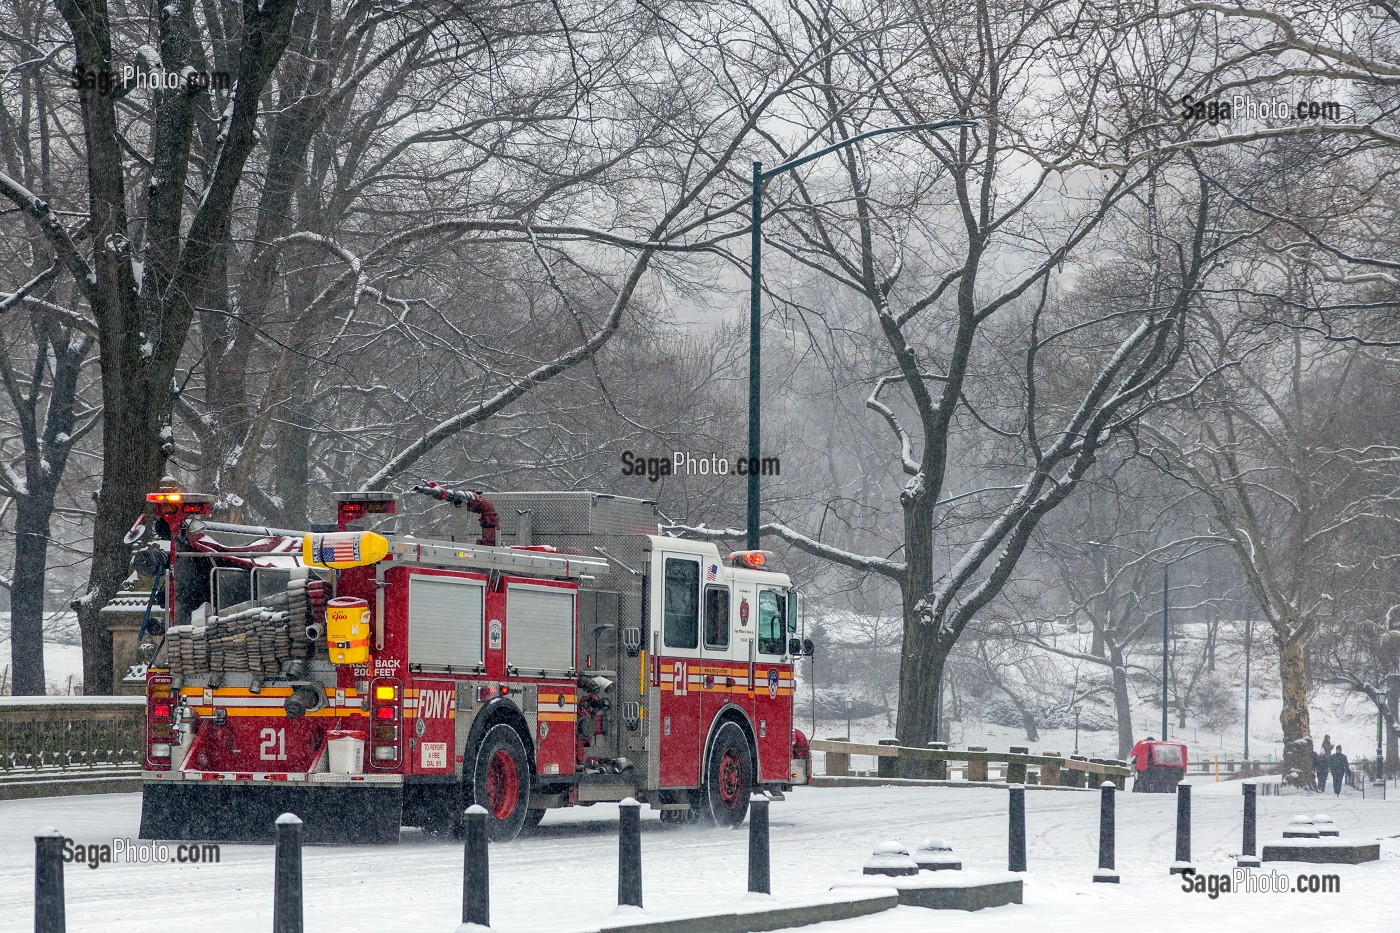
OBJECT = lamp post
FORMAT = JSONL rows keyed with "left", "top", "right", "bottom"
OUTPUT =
{"left": 1074, "top": 708, "right": 1081, "bottom": 756}
{"left": 1161, "top": 566, "right": 1170, "bottom": 741}
{"left": 844, "top": 696, "right": 854, "bottom": 742}
{"left": 1377, "top": 688, "right": 1387, "bottom": 798}
{"left": 1243, "top": 620, "right": 1252, "bottom": 763}
{"left": 744, "top": 119, "right": 976, "bottom": 548}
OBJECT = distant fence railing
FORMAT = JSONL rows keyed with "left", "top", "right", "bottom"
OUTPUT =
{"left": 0, "top": 697, "right": 146, "bottom": 799}
{"left": 810, "top": 739, "right": 1131, "bottom": 788}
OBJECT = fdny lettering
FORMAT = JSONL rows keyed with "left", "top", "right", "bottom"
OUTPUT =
{"left": 418, "top": 689, "right": 455, "bottom": 719}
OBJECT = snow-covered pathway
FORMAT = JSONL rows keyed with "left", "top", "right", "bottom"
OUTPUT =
{"left": 1, "top": 781, "right": 1396, "bottom": 932}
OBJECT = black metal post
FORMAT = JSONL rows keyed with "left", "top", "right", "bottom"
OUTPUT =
{"left": 1161, "top": 566, "right": 1170, "bottom": 741}
{"left": 1238, "top": 783, "right": 1260, "bottom": 867}
{"left": 1074, "top": 710, "right": 1080, "bottom": 756}
{"left": 462, "top": 805, "right": 490, "bottom": 927}
{"left": 34, "top": 829, "right": 65, "bottom": 933}
{"left": 619, "top": 797, "right": 643, "bottom": 908}
{"left": 273, "top": 813, "right": 303, "bottom": 933}
{"left": 745, "top": 159, "right": 763, "bottom": 550}
{"left": 1170, "top": 784, "right": 1193, "bottom": 874}
{"left": 1008, "top": 784, "right": 1026, "bottom": 872}
{"left": 1094, "top": 782, "right": 1118, "bottom": 883}
{"left": 748, "top": 796, "right": 770, "bottom": 894}
{"left": 1243, "top": 620, "right": 1252, "bottom": 762}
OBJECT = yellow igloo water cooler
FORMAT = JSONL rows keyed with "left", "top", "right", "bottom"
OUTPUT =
{"left": 325, "top": 596, "right": 371, "bottom": 664}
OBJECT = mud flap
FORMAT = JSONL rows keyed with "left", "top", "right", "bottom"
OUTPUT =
{"left": 140, "top": 781, "right": 403, "bottom": 844}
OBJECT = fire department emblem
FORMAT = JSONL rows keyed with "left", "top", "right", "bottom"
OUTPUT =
{"left": 488, "top": 619, "right": 503, "bottom": 650}
{"left": 768, "top": 668, "right": 779, "bottom": 698}
{"left": 739, "top": 598, "right": 750, "bottom": 626}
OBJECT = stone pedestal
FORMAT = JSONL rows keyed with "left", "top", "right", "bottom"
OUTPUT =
{"left": 1039, "top": 753, "right": 1062, "bottom": 786}
{"left": 967, "top": 748, "right": 988, "bottom": 782}
{"left": 98, "top": 582, "right": 165, "bottom": 695}
{"left": 825, "top": 737, "right": 850, "bottom": 776}
{"left": 1007, "top": 746, "right": 1028, "bottom": 784}
{"left": 926, "top": 742, "right": 949, "bottom": 781}
{"left": 877, "top": 739, "right": 900, "bottom": 778}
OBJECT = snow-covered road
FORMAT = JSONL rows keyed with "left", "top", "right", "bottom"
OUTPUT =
{"left": 1, "top": 780, "right": 1396, "bottom": 932}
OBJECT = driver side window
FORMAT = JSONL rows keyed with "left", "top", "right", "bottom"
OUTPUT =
{"left": 757, "top": 589, "right": 786, "bottom": 655}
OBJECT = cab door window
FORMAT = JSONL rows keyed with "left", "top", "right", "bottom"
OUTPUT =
{"left": 704, "top": 586, "right": 730, "bottom": 649}
{"left": 663, "top": 558, "right": 700, "bottom": 649}
{"left": 757, "top": 589, "right": 786, "bottom": 655}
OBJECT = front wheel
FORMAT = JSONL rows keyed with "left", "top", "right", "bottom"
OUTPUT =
{"left": 702, "top": 722, "right": 754, "bottom": 828}
{"left": 469, "top": 723, "right": 531, "bottom": 841}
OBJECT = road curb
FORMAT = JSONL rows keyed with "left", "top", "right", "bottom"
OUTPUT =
{"left": 581, "top": 890, "right": 899, "bottom": 933}
{"left": 0, "top": 770, "right": 142, "bottom": 800}
{"left": 811, "top": 776, "right": 1092, "bottom": 791}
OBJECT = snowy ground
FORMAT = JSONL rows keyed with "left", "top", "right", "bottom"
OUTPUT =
{"left": 2, "top": 780, "right": 1396, "bottom": 933}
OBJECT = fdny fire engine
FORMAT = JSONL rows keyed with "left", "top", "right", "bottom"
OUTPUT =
{"left": 132, "top": 485, "right": 812, "bottom": 842}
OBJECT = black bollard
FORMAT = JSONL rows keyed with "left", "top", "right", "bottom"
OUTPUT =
{"left": 34, "top": 829, "right": 65, "bottom": 933}
{"left": 748, "top": 795, "right": 770, "bottom": 894}
{"left": 1238, "top": 783, "right": 1260, "bottom": 868}
{"left": 1169, "top": 784, "right": 1193, "bottom": 875}
{"left": 462, "top": 804, "right": 490, "bottom": 927}
{"left": 273, "top": 813, "right": 303, "bottom": 933}
{"left": 1093, "top": 782, "right": 1119, "bottom": 883}
{"left": 618, "top": 797, "right": 643, "bottom": 908}
{"left": 1008, "top": 783, "right": 1026, "bottom": 872}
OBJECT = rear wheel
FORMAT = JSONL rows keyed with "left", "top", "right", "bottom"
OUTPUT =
{"left": 702, "top": 722, "right": 753, "bottom": 828}
{"left": 469, "top": 724, "right": 531, "bottom": 841}
{"left": 523, "top": 808, "right": 547, "bottom": 831}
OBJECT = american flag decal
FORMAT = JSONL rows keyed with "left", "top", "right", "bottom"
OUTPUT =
{"left": 706, "top": 563, "right": 718, "bottom": 582}
{"left": 315, "top": 535, "right": 360, "bottom": 564}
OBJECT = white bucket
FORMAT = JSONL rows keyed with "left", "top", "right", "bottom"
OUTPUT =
{"left": 327, "top": 732, "right": 365, "bottom": 774}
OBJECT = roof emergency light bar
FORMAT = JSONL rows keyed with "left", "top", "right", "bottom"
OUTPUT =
{"left": 726, "top": 550, "right": 775, "bottom": 569}
{"left": 146, "top": 490, "right": 213, "bottom": 517}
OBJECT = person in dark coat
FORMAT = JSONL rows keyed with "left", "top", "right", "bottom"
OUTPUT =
{"left": 1314, "top": 748, "right": 1329, "bottom": 792}
{"left": 1329, "top": 746, "right": 1348, "bottom": 796}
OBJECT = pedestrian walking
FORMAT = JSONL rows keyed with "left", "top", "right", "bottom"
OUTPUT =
{"left": 1320, "top": 734, "right": 1333, "bottom": 758}
{"left": 1329, "top": 746, "right": 1348, "bottom": 797}
{"left": 1314, "top": 748, "right": 1329, "bottom": 793}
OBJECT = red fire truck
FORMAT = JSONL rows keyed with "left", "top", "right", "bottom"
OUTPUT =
{"left": 133, "top": 485, "right": 812, "bottom": 843}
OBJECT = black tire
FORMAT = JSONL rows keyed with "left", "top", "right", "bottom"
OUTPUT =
{"left": 468, "top": 723, "right": 531, "bottom": 841}
{"left": 702, "top": 721, "right": 753, "bottom": 828}
{"left": 523, "top": 808, "right": 547, "bottom": 831}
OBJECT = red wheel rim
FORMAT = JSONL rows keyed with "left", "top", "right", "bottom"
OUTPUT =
{"left": 718, "top": 748, "right": 743, "bottom": 808}
{"left": 486, "top": 749, "right": 519, "bottom": 820}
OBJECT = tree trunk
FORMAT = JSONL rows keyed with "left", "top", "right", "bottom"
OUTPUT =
{"left": 8, "top": 490, "right": 56, "bottom": 695}
{"left": 1387, "top": 679, "right": 1398, "bottom": 780}
{"left": 1109, "top": 645, "right": 1134, "bottom": 759}
{"left": 1276, "top": 636, "right": 1314, "bottom": 787}
{"left": 894, "top": 564, "right": 943, "bottom": 749}
{"left": 75, "top": 397, "right": 169, "bottom": 694}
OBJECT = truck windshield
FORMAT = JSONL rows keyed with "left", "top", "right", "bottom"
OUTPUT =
{"left": 1152, "top": 744, "right": 1184, "bottom": 766}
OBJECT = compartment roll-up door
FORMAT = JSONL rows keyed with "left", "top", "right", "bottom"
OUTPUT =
{"left": 507, "top": 585, "right": 575, "bottom": 673}
{"left": 408, "top": 575, "right": 485, "bottom": 669}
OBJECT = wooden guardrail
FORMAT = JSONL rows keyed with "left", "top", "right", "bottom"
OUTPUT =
{"left": 0, "top": 697, "right": 146, "bottom": 799}
{"left": 809, "top": 739, "right": 1131, "bottom": 789}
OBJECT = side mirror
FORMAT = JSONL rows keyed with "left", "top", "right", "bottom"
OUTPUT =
{"left": 802, "top": 638, "right": 815, "bottom": 656}
{"left": 788, "top": 637, "right": 802, "bottom": 656}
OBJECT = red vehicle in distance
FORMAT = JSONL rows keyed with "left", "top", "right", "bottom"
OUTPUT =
{"left": 1129, "top": 738, "right": 1188, "bottom": 793}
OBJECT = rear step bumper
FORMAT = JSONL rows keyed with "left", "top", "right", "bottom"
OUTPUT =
{"left": 140, "top": 771, "right": 404, "bottom": 844}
